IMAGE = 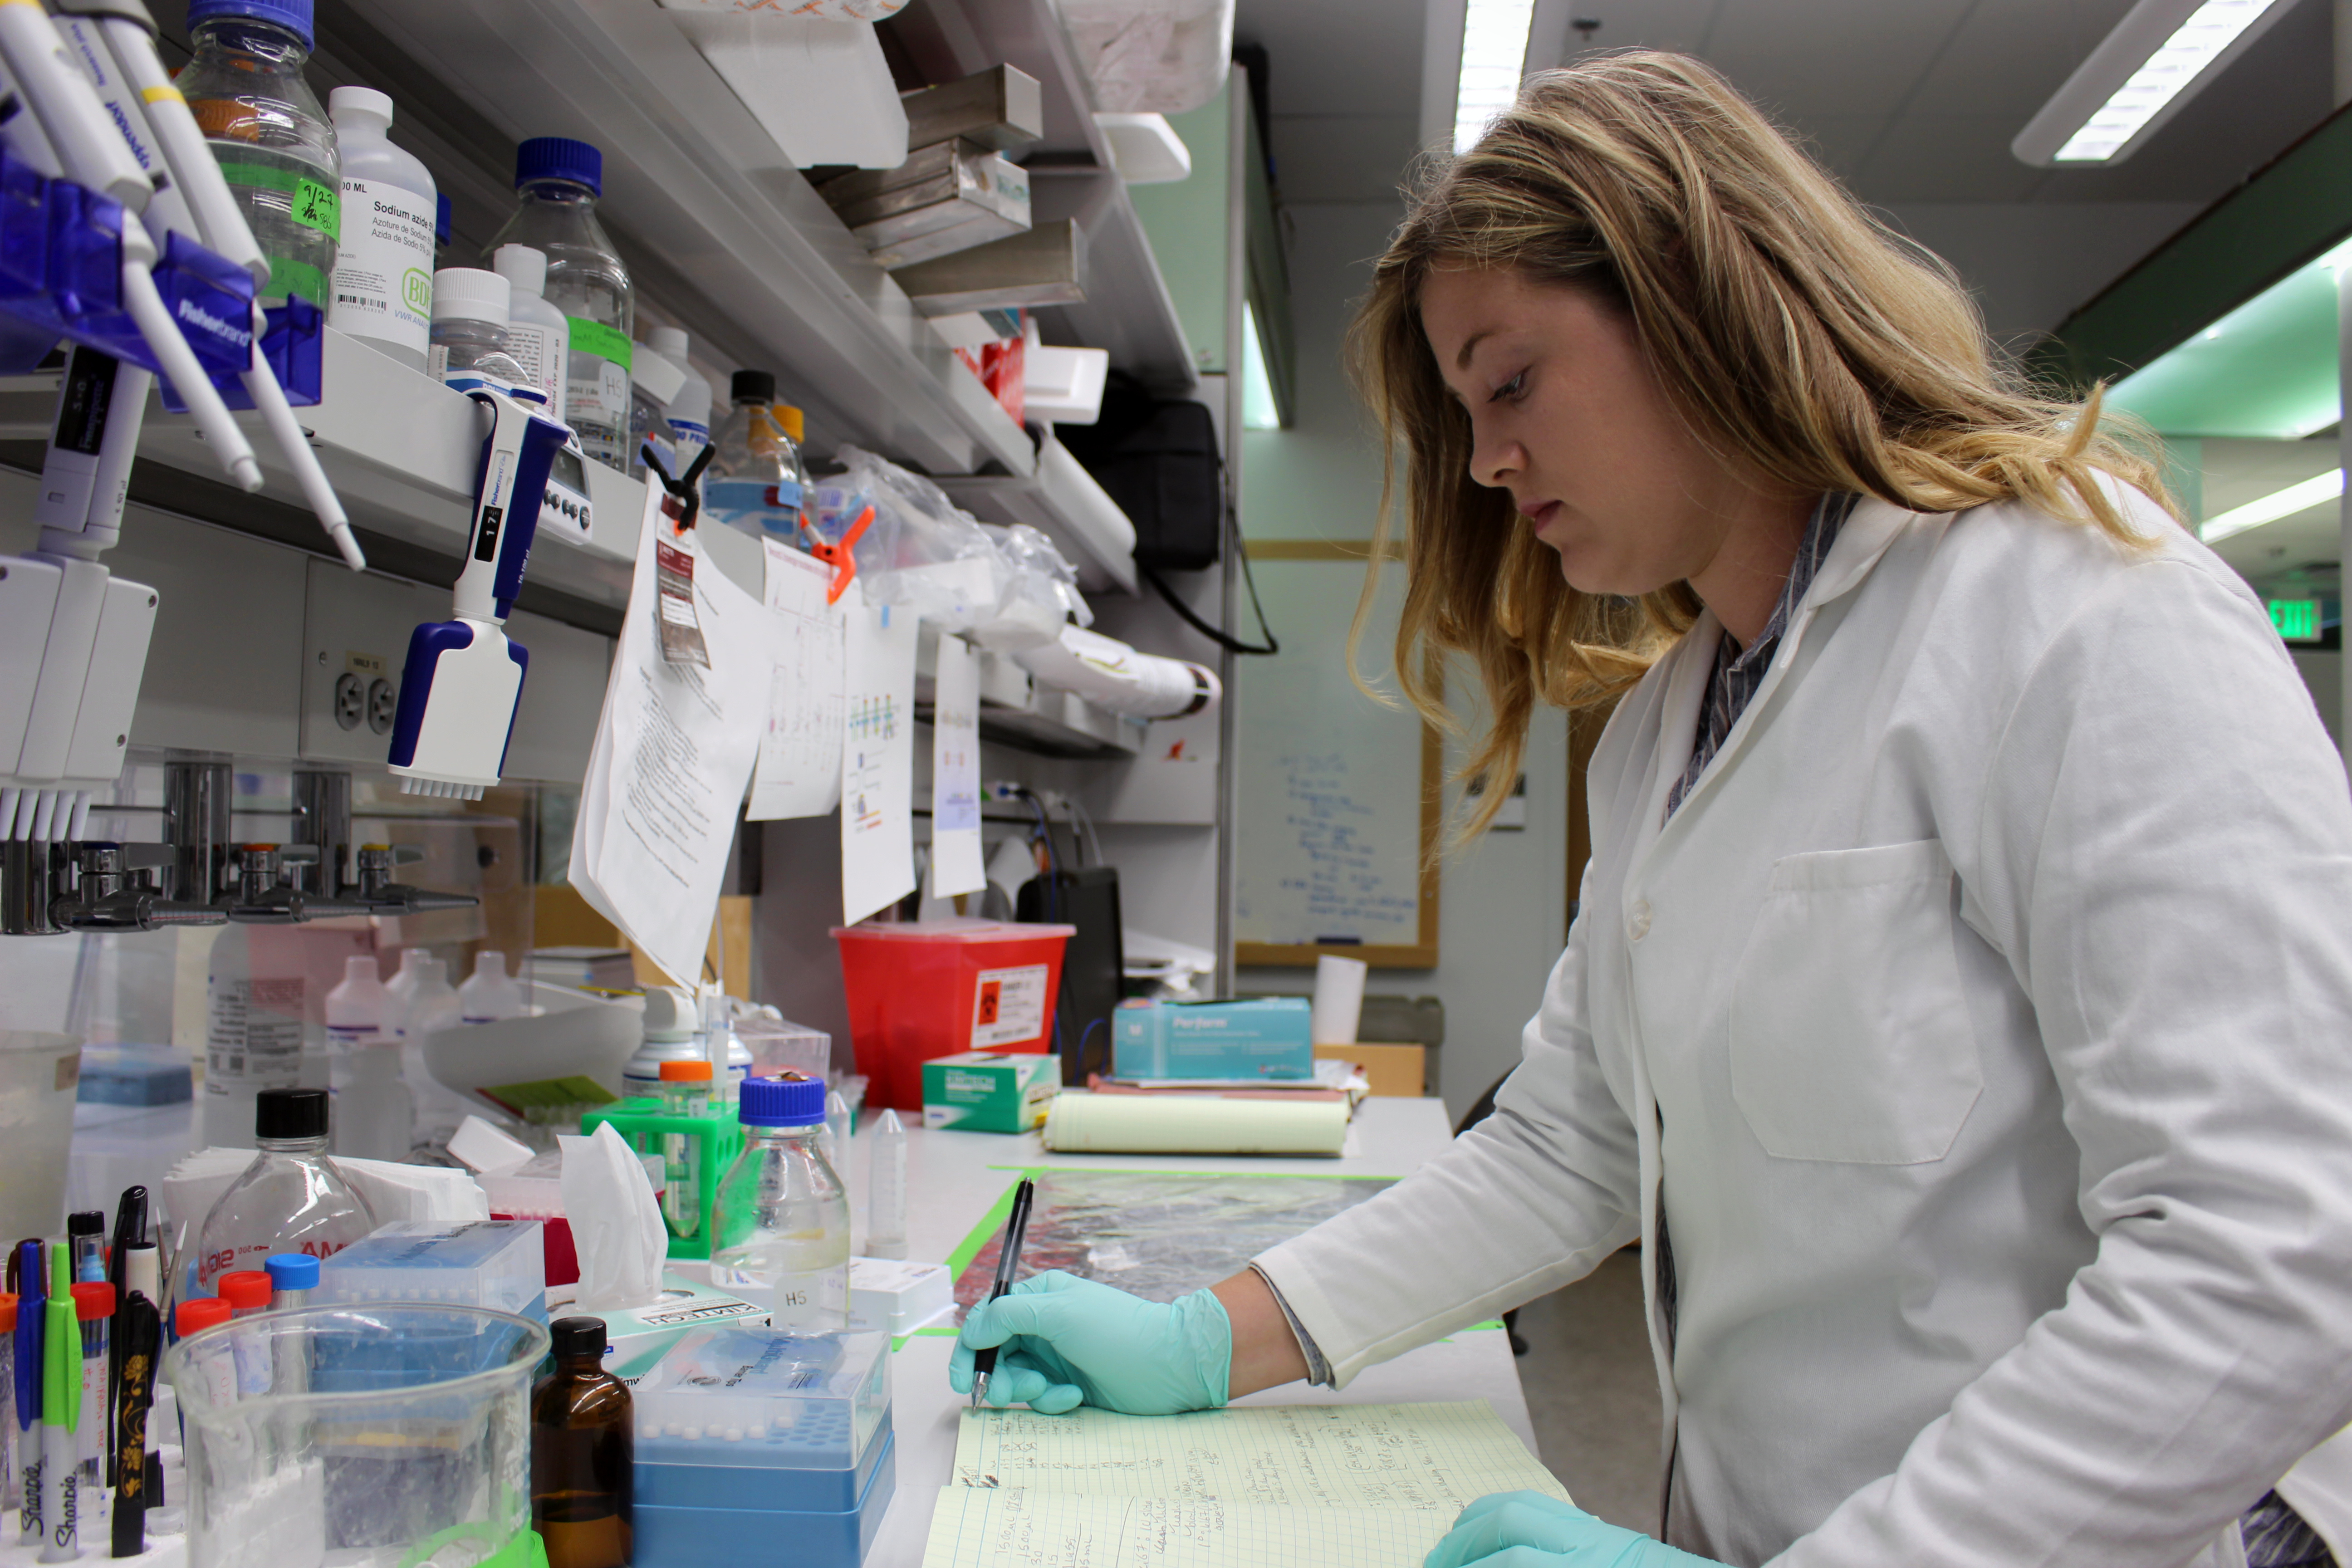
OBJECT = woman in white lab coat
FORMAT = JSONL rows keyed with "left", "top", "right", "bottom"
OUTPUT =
{"left": 950, "top": 51, "right": 2352, "bottom": 1568}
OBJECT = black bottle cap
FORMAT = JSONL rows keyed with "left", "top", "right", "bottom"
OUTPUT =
{"left": 551, "top": 1316, "right": 608, "bottom": 1360}
{"left": 67, "top": 1210, "right": 103, "bottom": 1238}
{"left": 255, "top": 1087, "right": 329, "bottom": 1140}
{"left": 730, "top": 369, "right": 776, "bottom": 405}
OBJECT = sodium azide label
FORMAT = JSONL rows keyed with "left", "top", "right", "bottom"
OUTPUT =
{"left": 329, "top": 176, "right": 435, "bottom": 357}
{"left": 970, "top": 964, "right": 1050, "bottom": 1048}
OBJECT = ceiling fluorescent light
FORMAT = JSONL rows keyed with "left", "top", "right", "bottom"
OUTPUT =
{"left": 2199, "top": 469, "right": 2345, "bottom": 544}
{"left": 1453, "top": 0, "right": 1536, "bottom": 155}
{"left": 2014, "top": 0, "right": 2294, "bottom": 166}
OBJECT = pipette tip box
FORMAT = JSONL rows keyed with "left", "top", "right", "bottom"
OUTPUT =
{"left": 314, "top": 1219, "right": 548, "bottom": 1323}
{"left": 849, "top": 1256, "right": 953, "bottom": 1333}
{"left": 629, "top": 1323, "right": 895, "bottom": 1567}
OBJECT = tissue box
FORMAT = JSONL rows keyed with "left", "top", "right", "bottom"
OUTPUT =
{"left": 597, "top": 1271, "right": 770, "bottom": 1379}
{"left": 921, "top": 1050, "right": 1060, "bottom": 1133}
{"left": 316, "top": 1220, "right": 548, "bottom": 1323}
{"left": 1111, "top": 996, "right": 1315, "bottom": 1080}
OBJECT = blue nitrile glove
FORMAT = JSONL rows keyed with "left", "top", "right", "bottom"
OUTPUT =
{"left": 1423, "top": 1492, "right": 1723, "bottom": 1568}
{"left": 948, "top": 1270, "right": 1231, "bottom": 1415}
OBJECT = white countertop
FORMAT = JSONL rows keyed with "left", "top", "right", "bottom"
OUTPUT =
{"left": 60, "top": 1093, "right": 1523, "bottom": 1566}
{"left": 858, "top": 1096, "right": 1532, "bottom": 1566}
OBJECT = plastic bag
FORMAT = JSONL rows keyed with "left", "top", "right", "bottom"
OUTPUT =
{"left": 831, "top": 445, "right": 1007, "bottom": 629}
{"left": 970, "top": 522, "right": 1091, "bottom": 652}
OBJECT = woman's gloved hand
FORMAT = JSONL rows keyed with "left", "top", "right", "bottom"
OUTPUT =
{"left": 1424, "top": 1492, "right": 1724, "bottom": 1568}
{"left": 947, "top": 1270, "right": 1231, "bottom": 1415}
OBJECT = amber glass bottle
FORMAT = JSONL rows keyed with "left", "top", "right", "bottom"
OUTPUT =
{"left": 532, "top": 1315, "right": 633, "bottom": 1568}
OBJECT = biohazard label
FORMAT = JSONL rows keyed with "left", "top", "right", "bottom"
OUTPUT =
{"left": 970, "top": 963, "right": 1049, "bottom": 1048}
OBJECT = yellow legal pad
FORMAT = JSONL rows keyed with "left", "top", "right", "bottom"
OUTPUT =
{"left": 923, "top": 1401, "right": 1570, "bottom": 1566}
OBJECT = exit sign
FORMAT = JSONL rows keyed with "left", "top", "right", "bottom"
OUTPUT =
{"left": 2269, "top": 599, "right": 2323, "bottom": 643}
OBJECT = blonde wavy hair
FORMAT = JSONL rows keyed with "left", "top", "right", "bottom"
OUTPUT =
{"left": 1353, "top": 50, "right": 2176, "bottom": 840}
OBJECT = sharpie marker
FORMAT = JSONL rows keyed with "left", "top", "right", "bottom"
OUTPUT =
{"left": 15, "top": 1239, "right": 44, "bottom": 1545}
{"left": 40, "top": 1292, "right": 78, "bottom": 1561}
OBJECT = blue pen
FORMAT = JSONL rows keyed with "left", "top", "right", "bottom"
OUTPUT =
{"left": 14, "top": 1238, "right": 43, "bottom": 1546}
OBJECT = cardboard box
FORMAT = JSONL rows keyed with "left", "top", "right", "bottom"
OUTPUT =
{"left": 922, "top": 1050, "right": 1062, "bottom": 1133}
{"left": 1112, "top": 996, "right": 1315, "bottom": 1081}
{"left": 1313, "top": 1043, "right": 1427, "bottom": 1098}
{"left": 593, "top": 1271, "right": 770, "bottom": 1381}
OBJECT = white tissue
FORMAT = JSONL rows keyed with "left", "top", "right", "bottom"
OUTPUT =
{"left": 1311, "top": 954, "right": 1368, "bottom": 1045}
{"left": 559, "top": 1121, "right": 668, "bottom": 1313}
{"left": 449, "top": 1116, "right": 535, "bottom": 1177}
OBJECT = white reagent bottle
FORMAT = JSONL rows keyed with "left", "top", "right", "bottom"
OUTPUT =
{"left": 459, "top": 950, "right": 527, "bottom": 1024}
{"left": 325, "top": 86, "right": 436, "bottom": 371}
{"left": 491, "top": 244, "right": 569, "bottom": 422}
{"left": 650, "top": 327, "right": 712, "bottom": 485}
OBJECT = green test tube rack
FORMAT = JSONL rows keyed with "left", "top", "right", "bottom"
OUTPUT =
{"left": 581, "top": 1097, "right": 755, "bottom": 1261}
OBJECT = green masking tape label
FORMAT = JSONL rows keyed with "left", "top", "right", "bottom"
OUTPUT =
{"left": 216, "top": 161, "right": 341, "bottom": 239}
{"left": 566, "top": 315, "right": 633, "bottom": 371}
{"left": 266, "top": 255, "right": 327, "bottom": 307}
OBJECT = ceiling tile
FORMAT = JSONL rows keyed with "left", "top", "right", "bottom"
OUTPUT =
{"left": 1235, "top": 0, "right": 1425, "bottom": 118}
{"left": 1701, "top": 0, "right": 1976, "bottom": 120}
{"left": 1855, "top": 116, "right": 2051, "bottom": 203}
{"left": 1904, "top": 0, "right": 2139, "bottom": 118}
{"left": 1271, "top": 115, "right": 1426, "bottom": 205}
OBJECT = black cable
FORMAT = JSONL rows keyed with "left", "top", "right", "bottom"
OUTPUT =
{"left": 1143, "top": 559, "right": 1279, "bottom": 656}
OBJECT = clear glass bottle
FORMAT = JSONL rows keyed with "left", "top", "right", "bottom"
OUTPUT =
{"left": 178, "top": 0, "right": 340, "bottom": 308}
{"left": 428, "top": 268, "right": 531, "bottom": 395}
{"left": 656, "top": 1060, "right": 714, "bottom": 1241}
{"left": 711, "top": 1073, "right": 849, "bottom": 1333}
{"left": 532, "top": 1315, "right": 632, "bottom": 1568}
{"left": 483, "top": 138, "right": 633, "bottom": 471}
{"left": 194, "top": 1088, "right": 377, "bottom": 1296}
{"left": 705, "top": 372, "right": 806, "bottom": 538}
{"left": 203, "top": 911, "right": 318, "bottom": 1150}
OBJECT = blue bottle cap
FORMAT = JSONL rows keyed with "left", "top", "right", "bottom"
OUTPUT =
{"left": 739, "top": 1073, "right": 828, "bottom": 1128}
{"left": 186, "top": 0, "right": 314, "bottom": 49}
{"left": 436, "top": 191, "right": 451, "bottom": 246}
{"left": 264, "top": 1253, "right": 319, "bottom": 1291}
{"left": 515, "top": 137, "right": 603, "bottom": 197}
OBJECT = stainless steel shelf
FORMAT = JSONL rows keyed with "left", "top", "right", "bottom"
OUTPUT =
{"left": 916, "top": 626, "right": 1144, "bottom": 759}
{"left": 935, "top": 428, "right": 1139, "bottom": 596}
{"left": 891, "top": 0, "right": 1200, "bottom": 394}
{"left": 0, "top": 328, "right": 644, "bottom": 611}
{"left": 335, "top": 0, "right": 1038, "bottom": 482}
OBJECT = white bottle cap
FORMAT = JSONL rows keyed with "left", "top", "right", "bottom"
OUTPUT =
{"left": 344, "top": 955, "right": 378, "bottom": 983}
{"left": 432, "top": 268, "right": 510, "bottom": 325}
{"left": 632, "top": 343, "right": 687, "bottom": 406}
{"left": 491, "top": 243, "right": 548, "bottom": 299}
{"left": 328, "top": 85, "right": 394, "bottom": 126}
{"left": 474, "top": 950, "right": 508, "bottom": 980}
{"left": 650, "top": 326, "right": 690, "bottom": 359}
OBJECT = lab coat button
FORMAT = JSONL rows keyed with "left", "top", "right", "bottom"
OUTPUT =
{"left": 1629, "top": 901, "right": 1652, "bottom": 941}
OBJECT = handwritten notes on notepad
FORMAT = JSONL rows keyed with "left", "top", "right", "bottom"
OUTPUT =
{"left": 923, "top": 1403, "right": 1568, "bottom": 1567}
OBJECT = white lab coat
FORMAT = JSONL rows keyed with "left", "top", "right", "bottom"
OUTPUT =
{"left": 1254, "top": 486, "right": 2352, "bottom": 1568}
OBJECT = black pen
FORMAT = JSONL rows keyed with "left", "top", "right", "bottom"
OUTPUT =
{"left": 105, "top": 1186, "right": 145, "bottom": 1480}
{"left": 111, "top": 1294, "right": 159, "bottom": 1559}
{"left": 970, "top": 1178, "right": 1036, "bottom": 1410}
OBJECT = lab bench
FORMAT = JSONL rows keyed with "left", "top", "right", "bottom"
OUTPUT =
{"left": 52, "top": 1095, "right": 1538, "bottom": 1568}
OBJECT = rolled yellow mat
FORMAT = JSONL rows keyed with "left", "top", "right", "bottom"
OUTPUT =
{"left": 1041, "top": 1092, "right": 1349, "bottom": 1156}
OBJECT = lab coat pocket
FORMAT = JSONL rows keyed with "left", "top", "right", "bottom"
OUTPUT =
{"left": 1730, "top": 838, "right": 1983, "bottom": 1164}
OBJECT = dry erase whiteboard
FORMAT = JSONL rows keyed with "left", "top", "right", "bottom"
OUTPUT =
{"left": 1232, "top": 544, "right": 1440, "bottom": 967}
